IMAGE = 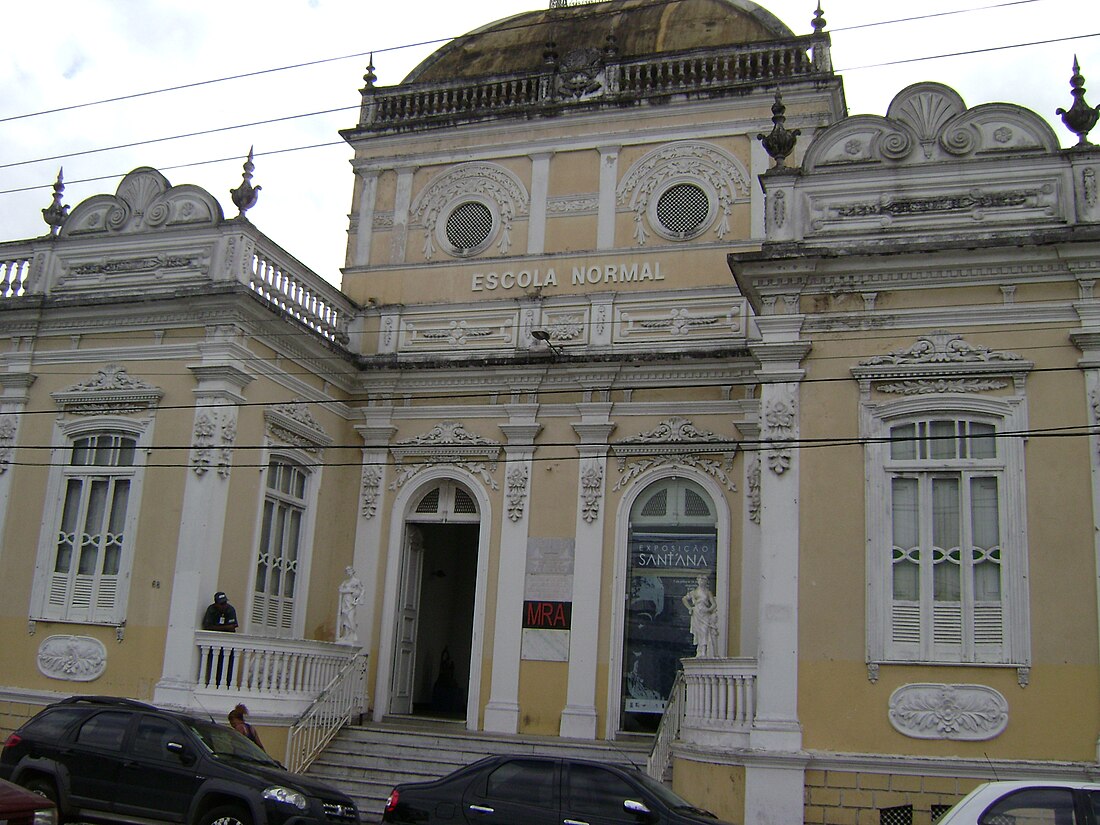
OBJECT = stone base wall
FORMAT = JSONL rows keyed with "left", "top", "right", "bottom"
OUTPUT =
{"left": 804, "top": 769, "right": 982, "bottom": 825}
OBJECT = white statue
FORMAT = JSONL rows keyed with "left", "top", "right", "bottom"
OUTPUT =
{"left": 336, "top": 566, "right": 364, "bottom": 644}
{"left": 681, "top": 574, "right": 719, "bottom": 658}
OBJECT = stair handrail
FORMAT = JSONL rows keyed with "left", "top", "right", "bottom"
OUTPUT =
{"left": 285, "top": 650, "right": 368, "bottom": 773}
{"left": 646, "top": 669, "right": 686, "bottom": 782}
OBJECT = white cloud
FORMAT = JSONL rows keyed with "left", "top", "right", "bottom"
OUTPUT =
{"left": 1, "top": 0, "right": 1097, "bottom": 285}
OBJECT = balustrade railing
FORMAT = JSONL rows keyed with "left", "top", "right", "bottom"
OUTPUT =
{"left": 285, "top": 652, "right": 368, "bottom": 773}
{"left": 248, "top": 242, "right": 352, "bottom": 345}
{"left": 680, "top": 657, "right": 757, "bottom": 731}
{"left": 646, "top": 670, "right": 685, "bottom": 782}
{"left": 195, "top": 632, "right": 358, "bottom": 702}
{"left": 0, "top": 251, "right": 33, "bottom": 298}
{"left": 357, "top": 35, "right": 828, "bottom": 133}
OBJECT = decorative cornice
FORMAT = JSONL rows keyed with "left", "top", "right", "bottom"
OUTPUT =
{"left": 51, "top": 364, "right": 163, "bottom": 415}
{"left": 853, "top": 331, "right": 1032, "bottom": 390}
{"left": 388, "top": 421, "right": 502, "bottom": 491}
{"left": 264, "top": 399, "right": 332, "bottom": 453}
{"left": 611, "top": 416, "right": 738, "bottom": 491}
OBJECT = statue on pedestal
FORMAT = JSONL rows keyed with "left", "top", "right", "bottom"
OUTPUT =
{"left": 681, "top": 574, "right": 718, "bottom": 658}
{"left": 336, "top": 566, "right": 364, "bottom": 644}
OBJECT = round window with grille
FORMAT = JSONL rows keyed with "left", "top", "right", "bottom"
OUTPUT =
{"left": 654, "top": 182, "right": 712, "bottom": 239}
{"left": 444, "top": 201, "right": 495, "bottom": 255}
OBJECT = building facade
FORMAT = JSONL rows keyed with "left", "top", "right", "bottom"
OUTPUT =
{"left": 2, "top": 1, "right": 1099, "bottom": 823}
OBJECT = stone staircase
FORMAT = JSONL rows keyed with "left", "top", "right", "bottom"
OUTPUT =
{"left": 304, "top": 718, "right": 653, "bottom": 823}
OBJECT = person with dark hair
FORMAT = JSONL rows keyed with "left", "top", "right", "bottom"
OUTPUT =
{"left": 202, "top": 591, "right": 238, "bottom": 632}
{"left": 228, "top": 703, "right": 264, "bottom": 751}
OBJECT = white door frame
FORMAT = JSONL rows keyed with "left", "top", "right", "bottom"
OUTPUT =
{"left": 373, "top": 469, "right": 492, "bottom": 730}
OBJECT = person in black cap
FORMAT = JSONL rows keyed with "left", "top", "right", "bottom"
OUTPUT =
{"left": 202, "top": 591, "right": 239, "bottom": 632}
{"left": 201, "top": 591, "right": 239, "bottom": 688}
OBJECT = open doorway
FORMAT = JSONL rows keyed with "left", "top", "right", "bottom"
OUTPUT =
{"left": 389, "top": 481, "right": 481, "bottom": 722}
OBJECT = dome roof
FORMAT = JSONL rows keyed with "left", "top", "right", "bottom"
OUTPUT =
{"left": 403, "top": 0, "right": 796, "bottom": 84}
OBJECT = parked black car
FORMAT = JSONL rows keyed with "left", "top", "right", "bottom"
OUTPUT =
{"left": 0, "top": 695, "right": 359, "bottom": 825}
{"left": 382, "top": 754, "right": 733, "bottom": 825}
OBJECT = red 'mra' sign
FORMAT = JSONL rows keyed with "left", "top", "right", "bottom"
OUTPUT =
{"left": 523, "top": 600, "right": 571, "bottom": 629}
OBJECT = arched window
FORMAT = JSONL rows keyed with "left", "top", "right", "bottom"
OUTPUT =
{"left": 621, "top": 477, "right": 718, "bottom": 732}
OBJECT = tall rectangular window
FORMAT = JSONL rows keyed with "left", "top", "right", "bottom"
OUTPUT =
{"left": 45, "top": 434, "right": 136, "bottom": 623}
{"left": 884, "top": 419, "right": 1008, "bottom": 663}
{"left": 251, "top": 459, "right": 308, "bottom": 636}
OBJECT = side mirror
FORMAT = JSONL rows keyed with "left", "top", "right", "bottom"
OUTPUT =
{"left": 166, "top": 740, "right": 196, "bottom": 766}
{"left": 625, "top": 799, "right": 653, "bottom": 817}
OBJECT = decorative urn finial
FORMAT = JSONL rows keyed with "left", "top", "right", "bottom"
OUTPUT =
{"left": 603, "top": 32, "right": 619, "bottom": 61}
{"left": 757, "top": 88, "right": 801, "bottom": 169}
{"left": 230, "top": 147, "right": 261, "bottom": 217}
{"left": 362, "top": 54, "right": 377, "bottom": 90}
{"left": 811, "top": 3, "right": 826, "bottom": 33}
{"left": 1056, "top": 57, "right": 1099, "bottom": 147}
{"left": 42, "top": 167, "right": 69, "bottom": 235}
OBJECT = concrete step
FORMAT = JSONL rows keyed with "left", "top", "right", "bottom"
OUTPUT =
{"left": 304, "top": 719, "right": 652, "bottom": 824}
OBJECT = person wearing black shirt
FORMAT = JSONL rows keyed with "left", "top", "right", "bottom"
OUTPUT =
{"left": 202, "top": 591, "right": 238, "bottom": 632}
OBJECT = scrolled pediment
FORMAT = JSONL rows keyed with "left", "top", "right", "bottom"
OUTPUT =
{"left": 264, "top": 400, "right": 332, "bottom": 453}
{"left": 851, "top": 331, "right": 1032, "bottom": 392}
{"left": 611, "top": 416, "right": 738, "bottom": 491}
{"left": 62, "top": 167, "right": 224, "bottom": 236}
{"left": 52, "top": 365, "right": 163, "bottom": 415}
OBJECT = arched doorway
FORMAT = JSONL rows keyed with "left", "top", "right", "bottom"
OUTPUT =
{"left": 619, "top": 477, "right": 719, "bottom": 733}
{"left": 388, "top": 480, "right": 481, "bottom": 722}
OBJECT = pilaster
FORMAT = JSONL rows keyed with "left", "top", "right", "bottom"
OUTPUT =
{"left": 155, "top": 351, "right": 252, "bottom": 708}
{"left": 0, "top": 370, "right": 37, "bottom": 569}
{"left": 597, "top": 145, "right": 620, "bottom": 250}
{"left": 484, "top": 407, "right": 542, "bottom": 734}
{"left": 353, "top": 169, "right": 380, "bottom": 268}
{"left": 528, "top": 153, "right": 552, "bottom": 255}
{"left": 560, "top": 404, "right": 615, "bottom": 739}
{"left": 390, "top": 166, "right": 415, "bottom": 265}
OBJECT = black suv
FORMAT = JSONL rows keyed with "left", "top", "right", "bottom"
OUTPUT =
{"left": 0, "top": 696, "right": 359, "bottom": 825}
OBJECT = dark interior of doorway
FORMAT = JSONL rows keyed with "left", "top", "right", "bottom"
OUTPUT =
{"left": 411, "top": 522, "right": 478, "bottom": 720}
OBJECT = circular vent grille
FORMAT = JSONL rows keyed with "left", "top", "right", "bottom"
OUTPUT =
{"left": 655, "top": 183, "right": 710, "bottom": 238}
{"left": 445, "top": 201, "right": 494, "bottom": 253}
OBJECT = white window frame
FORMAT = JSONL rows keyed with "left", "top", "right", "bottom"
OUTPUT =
{"left": 247, "top": 448, "right": 320, "bottom": 638}
{"left": 30, "top": 416, "right": 152, "bottom": 626}
{"left": 865, "top": 395, "right": 1030, "bottom": 667}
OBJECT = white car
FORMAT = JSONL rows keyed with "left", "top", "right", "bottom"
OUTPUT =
{"left": 937, "top": 781, "right": 1100, "bottom": 825}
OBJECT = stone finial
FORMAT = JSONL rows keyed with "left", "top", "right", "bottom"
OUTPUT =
{"left": 42, "top": 167, "right": 69, "bottom": 235}
{"left": 230, "top": 147, "right": 261, "bottom": 217}
{"left": 1056, "top": 57, "right": 1099, "bottom": 147}
{"left": 362, "top": 54, "right": 377, "bottom": 90}
{"left": 811, "top": 3, "right": 826, "bottom": 33}
{"left": 543, "top": 40, "right": 559, "bottom": 69}
{"left": 603, "top": 32, "right": 620, "bottom": 61}
{"left": 757, "top": 88, "right": 801, "bottom": 169}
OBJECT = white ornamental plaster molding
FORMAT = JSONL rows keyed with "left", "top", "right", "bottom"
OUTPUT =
{"left": 611, "top": 417, "right": 738, "bottom": 491}
{"left": 37, "top": 635, "right": 108, "bottom": 682}
{"left": 61, "top": 167, "right": 223, "bottom": 237}
{"left": 616, "top": 297, "right": 747, "bottom": 345}
{"left": 52, "top": 364, "right": 164, "bottom": 416}
{"left": 538, "top": 313, "right": 587, "bottom": 344}
{"left": 372, "top": 211, "right": 394, "bottom": 229}
{"left": 888, "top": 683, "right": 1009, "bottom": 741}
{"left": 0, "top": 415, "right": 15, "bottom": 473}
{"left": 263, "top": 399, "right": 333, "bottom": 454}
{"left": 804, "top": 83, "right": 1059, "bottom": 170}
{"left": 747, "top": 454, "right": 761, "bottom": 524}
{"left": 547, "top": 195, "right": 599, "bottom": 214}
{"left": 400, "top": 308, "right": 517, "bottom": 353}
{"left": 191, "top": 409, "right": 237, "bottom": 478}
{"left": 507, "top": 464, "right": 530, "bottom": 522}
{"left": 389, "top": 422, "right": 502, "bottom": 491}
{"left": 361, "top": 465, "right": 382, "bottom": 519}
{"left": 579, "top": 460, "right": 604, "bottom": 523}
{"left": 762, "top": 391, "right": 797, "bottom": 475}
{"left": 617, "top": 142, "right": 750, "bottom": 245}
{"left": 411, "top": 162, "right": 529, "bottom": 260}
{"left": 852, "top": 331, "right": 1032, "bottom": 393}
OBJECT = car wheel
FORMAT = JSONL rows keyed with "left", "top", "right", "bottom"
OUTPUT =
{"left": 198, "top": 804, "right": 253, "bottom": 825}
{"left": 21, "top": 776, "right": 65, "bottom": 824}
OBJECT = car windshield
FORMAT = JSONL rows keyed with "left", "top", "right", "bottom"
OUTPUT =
{"left": 187, "top": 720, "right": 280, "bottom": 766}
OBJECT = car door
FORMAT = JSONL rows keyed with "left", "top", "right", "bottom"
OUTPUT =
{"left": 462, "top": 758, "right": 561, "bottom": 825}
{"left": 62, "top": 710, "right": 131, "bottom": 814}
{"left": 114, "top": 713, "right": 205, "bottom": 822}
{"left": 562, "top": 762, "right": 658, "bottom": 825}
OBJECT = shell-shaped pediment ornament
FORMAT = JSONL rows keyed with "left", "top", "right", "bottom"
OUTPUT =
{"left": 62, "top": 167, "right": 223, "bottom": 236}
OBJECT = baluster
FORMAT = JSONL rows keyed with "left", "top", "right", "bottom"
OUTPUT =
{"left": 1, "top": 262, "right": 12, "bottom": 298}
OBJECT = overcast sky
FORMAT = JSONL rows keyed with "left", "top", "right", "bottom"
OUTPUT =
{"left": 1, "top": 0, "right": 1097, "bottom": 287}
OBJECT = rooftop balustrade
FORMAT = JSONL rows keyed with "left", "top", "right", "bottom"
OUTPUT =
{"left": 352, "top": 34, "right": 832, "bottom": 134}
